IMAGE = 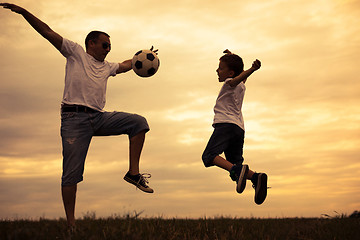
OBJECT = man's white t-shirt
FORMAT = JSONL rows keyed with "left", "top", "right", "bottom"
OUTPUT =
{"left": 213, "top": 78, "right": 246, "bottom": 130}
{"left": 60, "top": 38, "right": 119, "bottom": 111}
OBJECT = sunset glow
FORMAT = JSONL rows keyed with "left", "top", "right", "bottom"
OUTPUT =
{"left": 0, "top": 0, "right": 359, "bottom": 219}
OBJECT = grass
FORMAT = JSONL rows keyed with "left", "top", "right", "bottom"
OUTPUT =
{"left": 1, "top": 213, "right": 359, "bottom": 240}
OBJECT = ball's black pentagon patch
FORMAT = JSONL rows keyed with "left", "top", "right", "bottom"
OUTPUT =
{"left": 135, "top": 60, "right": 142, "bottom": 69}
{"left": 135, "top": 50, "right": 142, "bottom": 56}
{"left": 146, "top": 53, "right": 155, "bottom": 61}
{"left": 148, "top": 67, "right": 156, "bottom": 76}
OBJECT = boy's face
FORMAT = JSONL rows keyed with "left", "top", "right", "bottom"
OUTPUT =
{"left": 216, "top": 60, "right": 234, "bottom": 82}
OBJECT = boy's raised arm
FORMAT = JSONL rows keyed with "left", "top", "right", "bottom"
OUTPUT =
{"left": 228, "top": 59, "right": 261, "bottom": 87}
{"left": 0, "top": 3, "right": 63, "bottom": 51}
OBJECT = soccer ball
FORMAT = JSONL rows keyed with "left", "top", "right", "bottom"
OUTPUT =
{"left": 132, "top": 49, "right": 160, "bottom": 77}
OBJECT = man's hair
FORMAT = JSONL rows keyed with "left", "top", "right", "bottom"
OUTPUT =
{"left": 85, "top": 31, "right": 110, "bottom": 49}
{"left": 220, "top": 53, "right": 244, "bottom": 77}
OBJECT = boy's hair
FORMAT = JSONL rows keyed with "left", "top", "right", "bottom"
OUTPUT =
{"left": 85, "top": 31, "right": 110, "bottom": 49}
{"left": 220, "top": 53, "right": 244, "bottom": 77}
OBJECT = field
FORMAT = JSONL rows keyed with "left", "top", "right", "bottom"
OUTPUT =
{"left": 1, "top": 214, "right": 359, "bottom": 240}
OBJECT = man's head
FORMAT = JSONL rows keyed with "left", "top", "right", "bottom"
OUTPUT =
{"left": 85, "top": 31, "right": 111, "bottom": 62}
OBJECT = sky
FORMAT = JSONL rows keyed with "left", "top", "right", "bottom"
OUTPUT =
{"left": 0, "top": 0, "right": 359, "bottom": 220}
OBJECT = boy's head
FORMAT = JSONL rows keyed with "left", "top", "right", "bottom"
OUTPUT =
{"left": 217, "top": 52, "right": 244, "bottom": 81}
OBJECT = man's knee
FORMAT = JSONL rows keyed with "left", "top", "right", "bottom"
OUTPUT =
{"left": 129, "top": 114, "right": 150, "bottom": 138}
{"left": 61, "top": 175, "right": 83, "bottom": 186}
{"left": 135, "top": 114, "right": 148, "bottom": 125}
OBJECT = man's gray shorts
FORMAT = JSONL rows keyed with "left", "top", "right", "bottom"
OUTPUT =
{"left": 60, "top": 109, "right": 150, "bottom": 186}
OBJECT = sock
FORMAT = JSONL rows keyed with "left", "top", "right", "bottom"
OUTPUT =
{"left": 127, "top": 172, "right": 140, "bottom": 180}
{"left": 229, "top": 165, "right": 241, "bottom": 181}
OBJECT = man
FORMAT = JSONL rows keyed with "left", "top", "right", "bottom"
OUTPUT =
{"left": 0, "top": 3, "right": 154, "bottom": 228}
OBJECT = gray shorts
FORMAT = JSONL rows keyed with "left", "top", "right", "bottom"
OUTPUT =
{"left": 60, "top": 109, "right": 150, "bottom": 186}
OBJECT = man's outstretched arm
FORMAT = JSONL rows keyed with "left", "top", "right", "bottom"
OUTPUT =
{"left": 1, "top": 3, "right": 63, "bottom": 51}
{"left": 117, "top": 59, "right": 132, "bottom": 74}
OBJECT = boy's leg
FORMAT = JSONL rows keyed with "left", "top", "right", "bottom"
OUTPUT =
{"left": 243, "top": 167, "right": 268, "bottom": 204}
{"left": 212, "top": 155, "right": 248, "bottom": 194}
{"left": 221, "top": 125, "right": 248, "bottom": 193}
{"left": 202, "top": 124, "right": 248, "bottom": 193}
{"left": 246, "top": 166, "right": 268, "bottom": 205}
{"left": 247, "top": 169, "right": 255, "bottom": 179}
{"left": 202, "top": 124, "right": 234, "bottom": 168}
{"left": 251, "top": 172, "right": 268, "bottom": 205}
{"left": 212, "top": 155, "right": 233, "bottom": 171}
{"left": 213, "top": 154, "right": 268, "bottom": 202}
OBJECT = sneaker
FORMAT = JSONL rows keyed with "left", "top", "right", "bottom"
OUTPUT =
{"left": 230, "top": 164, "right": 249, "bottom": 194}
{"left": 124, "top": 172, "right": 154, "bottom": 193}
{"left": 253, "top": 173, "right": 267, "bottom": 205}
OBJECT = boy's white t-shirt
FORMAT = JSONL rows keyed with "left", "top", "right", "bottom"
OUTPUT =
{"left": 60, "top": 38, "right": 119, "bottom": 111}
{"left": 213, "top": 78, "right": 246, "bottom": 130}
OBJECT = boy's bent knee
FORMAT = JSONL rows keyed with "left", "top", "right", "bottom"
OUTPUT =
{"left": 202, "top": 152, "right": 216, "bottom": 168}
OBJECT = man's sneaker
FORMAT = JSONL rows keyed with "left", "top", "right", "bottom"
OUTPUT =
{"left": 253, "top": 173, "right": 267, "bottom": 205}
{"left": 65, "top": 225, "right": 76, "bottom": 240}
{"left": 124, "top": 172, "right": 154, "bottom": 193}
{"left": 230, "top": 164, "right": 249, "bottom": 194}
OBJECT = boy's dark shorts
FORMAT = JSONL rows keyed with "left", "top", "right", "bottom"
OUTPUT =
{"left": 202, "top": 123, "right": 245, "bottom": 167}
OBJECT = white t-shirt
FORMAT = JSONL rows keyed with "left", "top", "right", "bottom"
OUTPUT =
{"left": 60, "top": 38, "right": 119, "bottom": 111}
{"left": 213, "top": 78, "right": 246, "bottom": 130}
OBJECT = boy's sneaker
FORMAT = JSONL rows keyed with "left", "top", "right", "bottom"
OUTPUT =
{"left": 124, "top": 172, "right": 154, "bottom": 193}
{"left": 230, "top": 164, "right": 249, "bottom": 194}
{"left": 253, "top": 173, "right": 268, "bottom": 205}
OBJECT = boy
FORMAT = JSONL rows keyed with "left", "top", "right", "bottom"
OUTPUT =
{"left": 202, "top": 49, "right": 267, "bottom": 205}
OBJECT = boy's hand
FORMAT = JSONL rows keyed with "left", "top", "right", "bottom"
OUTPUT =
{"left": 0, "top": 3, "right": 26, "bottom": 14}
{"left": 252, "top": 59, "right": 261, "bottom": 71}
{"left": 223, "top": 49, "right": 232, "bottom": 54}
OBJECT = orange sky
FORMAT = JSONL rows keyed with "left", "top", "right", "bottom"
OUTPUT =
{"left": 0, "top": 0, "right": 359, "bottom": 219}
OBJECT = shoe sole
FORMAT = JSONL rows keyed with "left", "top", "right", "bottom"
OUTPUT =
{"left": 255, "top": 173, "right": 267, "bottom": 205}
{"left": 236, "top": 165, "right": 249, "bottom": 193}
{"left": 124, "top": 176, "right": 154, "bottom": 193}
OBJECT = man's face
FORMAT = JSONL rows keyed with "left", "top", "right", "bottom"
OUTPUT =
{"left": 89, "top": 34, "right": 111, "bottom": 62}
{"left": 216, "top": 60, "right": 234, "bottom": 82}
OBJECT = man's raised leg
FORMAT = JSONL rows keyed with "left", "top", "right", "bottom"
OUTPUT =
{"left": 128, "top": 130, "right": 146, "bottom": 175}
{"left": 124, "top": 130, "right": 153, "bottom": 193}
